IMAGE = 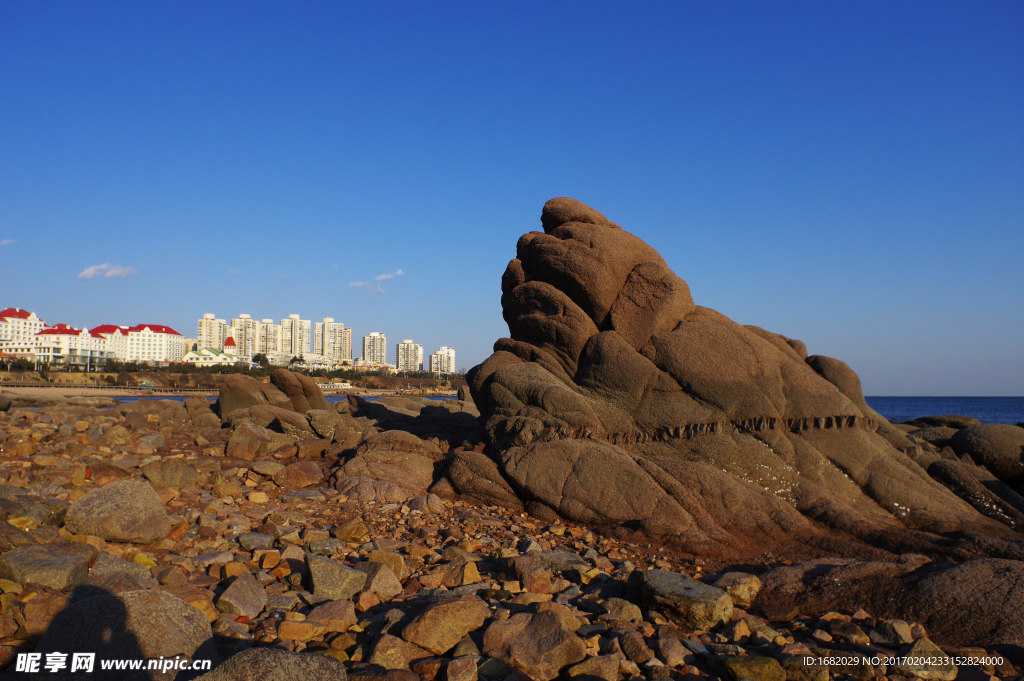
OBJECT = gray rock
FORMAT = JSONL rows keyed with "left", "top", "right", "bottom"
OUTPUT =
{"left": 137, "top": 433, "right": 166, "bottom": 450}
{"left": 216, "top": 572, "right": 268, "bottom": 620}
{"left": 306, "top": 553, "right": 367, "bottom": 600}
{"left": 192, "top": 646, "right": 346, "bottom": 680}
{"left": 0, "top": 396, "right": 11, "bottom": 412}
{"left": 601, "top": 597, "right": 642, "bottom": 623}
{"left": 482, "top": 610, "right": 586, "bottom": 681}
{"left": 35, "top": 589, "right": 218, "bottom": 679}
{"left": 89, "top": 551, "right": 158, "bottom": 588}
{"left": 713, "top": 572, "right": 762, "bottom": 609}
{"left": 64, "top": 478, "right": 173, "bottom": 544}
{"left": 306, "top": 538, "right": 340, "bottom": 556}
{"left": 869, "top": 619, "right": 914, "bottom": 648}
{"left": 890, "top": 637, "right": 957, "bottom": 680}
{"left": 0, "top": 543, "right": 94, "bottom": 591}
{"left": 639, "top": 569, "right": 732, "bottom": 630}
{"left": 238, "top": 532, "right": 275, "bottom": 551}
{"left": 537, "top": 550, "right": 589, "bottom": 573}
{"left": 354, "top": 561, "right": 404, "bottom": 599}
{"left": 407, "top": 494, "right": 446, "bottom": 515}
{"left": 652, "top": 637, "right": 691, "bottom": 667}
{"left": 142, "top": 458, "right": 199, "bottom": 488}
{"left": 252, "top": 460, "right": 285, "bottom": 477}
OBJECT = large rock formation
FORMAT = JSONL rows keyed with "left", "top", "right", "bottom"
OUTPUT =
{"left": 461, "top": 198, "right": 1024, "bottom": 561}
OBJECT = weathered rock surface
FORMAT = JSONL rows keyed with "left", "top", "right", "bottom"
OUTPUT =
{"left": 64, "top": 478, "right": 173, "bottom": 544}
{"left": 193, "top": 647, "right": 346, "bottom": 680}
{"left": 461, "top": 197, "right": 1023, "bottom": 559}
{"left": 34, "top": 589, "right": 218, "bottom": 679}
{"left": 400, "top": 595, "right": 490, "bottom": 655}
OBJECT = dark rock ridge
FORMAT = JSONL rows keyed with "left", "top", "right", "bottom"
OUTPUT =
{"left": 461, "top": 197, "right": 1024, "bottom": 561}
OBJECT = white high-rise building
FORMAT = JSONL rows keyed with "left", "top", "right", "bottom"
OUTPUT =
{"left": 429, "top": 346, "right": 456, "bottom": 374}
{"left": 229, "top": 314, "right": 258, "bottom": 360}
{"left": 362, "top": 332, "right": 387, "bottom": 366}
{"left": 197, "top": 313, "right": 229, "bottom": 350}
{"left": 314, "top": 318, "right": 353, "bottom": 362}
{"left": 280, "top": 314, "right": 311, "bottom": 357}
{"left": 395, "top": 339, "right": 423, "bottom": 371}
{"left": 257, "top": 319, "right": 282, "bottom": 354}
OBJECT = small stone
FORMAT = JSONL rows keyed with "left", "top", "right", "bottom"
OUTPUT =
{"left": 639, "top": 569, "right": 733, "bottom": 630}
{"left": 355, "top": 561, "right": 404, "bottom": 599}
{"left": 238, "top": 532, "right": 275, "bottom": 551}
{"left": 332, "top": 517, "right": 369, "bottom": 542}
{"left": 870, "top": 619, "right": 914, "bottom": 648}
{"left": 891, "top": 637, "right": 958, "bottom": 681}
{"left": 248, "top": 491, "right": 269, "bottom": 503}
{"left": 567, "top": 655, "right": 619, "bottom": 681}
{"left": 278, "top": 619, "right": 327, "bottom": 641}
{"left": 307, "top": 599, "right": 357, "bottom": 632}
{"left": 723, "top": 655, "right": 786, "bottom": 681}
{"left": 713, "top": 572, "right": 762, "bottom": 609}
{"left": 273, "top": 460, "right": 323, "bottom": 488}
{"left": 601, "top": 597, "right": 642, "bottom": 623}
{"left": 215, "top": 572, "right": 268, "bottom": 620}
{"left": 306, "top": 553, "right": 367, "bottom": 600}
{"left": 446, "top": 656, "right": 478, "bottom": 681}
{"left": 653, "top": 637, "right": 690, "bottom": 667}
{"left": 401, "top": 595, "right": 491, "bottom": 655}
{"left": 252, "top": 460, "right": 286, "bottom": 477}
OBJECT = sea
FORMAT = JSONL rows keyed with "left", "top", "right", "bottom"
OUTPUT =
{"left": 109, "top": 394, "right": 1023, "bottom": 425}
{"left": 865, "top": 396, "right": 1024, "bottom": 426}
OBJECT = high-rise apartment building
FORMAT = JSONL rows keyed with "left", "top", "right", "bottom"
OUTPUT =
{"left": 197, "top": 313, "right": 229, "bottom": 350}
{"left": 314, "top": 318, "right": 353, "bottom": 362}
{"left": 280, "top": 314, "right": 311, "bottom": 357}
{"left": 429, "top": 346, "right": 457, "bottom": 374}
{"left": 362, "top": 332, "right": 387, "bottom": 366}
{"left": 395, "top": 339, "right": 423, "bottom": 371}
{"left": 257, "top": 319, "right": 281, "bottom": 354}
{"left": 229, "top": 314, "right": 258, "bottom": 360}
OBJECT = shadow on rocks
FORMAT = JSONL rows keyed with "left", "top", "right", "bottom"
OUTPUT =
{"left": 0, "top": 585, "right": 219, "bottom": 681}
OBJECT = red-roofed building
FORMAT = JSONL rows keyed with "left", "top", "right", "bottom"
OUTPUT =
{"left": 33, "top": 325, "right": 114, "bottom": 369}
{"left": 120, "top": 324, "right": 186, "bottom": 364}
{"left": 91, "top": 324, "right": 130, "bottom": 361}
{"left": 0, "top": 308, "right": 46, "bottom": 345}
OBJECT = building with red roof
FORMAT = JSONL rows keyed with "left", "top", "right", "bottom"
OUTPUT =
{"left": 33, "top": 325, "right": 114, "bottom": 369}
{"left": 0, "top": 308, "right": 46, "bottom": 345}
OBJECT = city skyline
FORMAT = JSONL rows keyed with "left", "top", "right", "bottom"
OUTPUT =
{"left": 1, "top": 3, "right": 1020, "bottom": 394}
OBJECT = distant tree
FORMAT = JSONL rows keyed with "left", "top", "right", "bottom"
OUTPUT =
{"left": 252, "top": 353, "right": 268, "bottom": 365}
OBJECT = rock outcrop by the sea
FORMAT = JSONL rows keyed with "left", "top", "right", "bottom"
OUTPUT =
{"left": 462, "top": 197, "right": 1024, "bottom": 561}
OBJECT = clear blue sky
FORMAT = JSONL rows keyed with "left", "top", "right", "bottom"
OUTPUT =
{"left": 1, "top": 2, "right": 1021, "bottom": 395}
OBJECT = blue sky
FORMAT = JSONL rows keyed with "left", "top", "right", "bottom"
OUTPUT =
{"left": 1, "top": 2, "right": 1021, "bottom": 395}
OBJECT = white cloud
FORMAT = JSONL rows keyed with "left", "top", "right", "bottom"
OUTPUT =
{"left": 349, "top": 281, "right": 384, "bottom": 293}
{"left": 0, "top": 239, "right": 13, "bottom": 247}
{"left": 375, "top": 268, "right": 404, "bottom": 282}
{"left": 78, "top": 263, "right": 138, "bottom": 280}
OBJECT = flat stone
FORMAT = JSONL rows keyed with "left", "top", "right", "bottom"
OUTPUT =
{"left": 216, "top": 571, "right": 268, "bottom": 620}
{"left": 191, "top": 646, "right": 346, "bottom": 680}
{"left": 723, "top": 655, "right": 786, "bottom": 681}
{"left": 89, "top": 551, "right": 158, "bottom": 588}
{"left": 0, "top": 544, "right": 94, "bottom": 591}
{"left": 238, "top": 532, "right": 275, "bottom": 551}
{"left": 252, "top": 460, "right": 285, "bottom": 476}
{"left": 307, "top": 599, "right": 357, "bottom": 632}
{"left": 279, "top": 490, "right": 326, "bottom": 501}
{"left": 639, "top": 569, "right": 732, "bottom": 630}
{"left": 869, "top": 619, "right": 914, "bottom": 648}
{"left": 401, "top": 595, "right": 491, "bottom": 655}
{"left": 446, "top": 656, "right": 478, "bottom": 681}
{"left": 307, "top": 553, "right": 367, "bottom": 600}
{"left": 332, "top": 517, "right": 369, "bottom": 542}
{"left": 273, "top": 460, "right": 323, "bottom": 488}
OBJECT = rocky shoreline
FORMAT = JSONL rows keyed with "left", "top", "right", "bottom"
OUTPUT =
{"left": 0, "top": 377, "right": 1020, "bottom": 680}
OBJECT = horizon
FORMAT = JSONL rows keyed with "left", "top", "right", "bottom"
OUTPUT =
{"left": 2, "top": 2, "right": 1021, "bottom": 396}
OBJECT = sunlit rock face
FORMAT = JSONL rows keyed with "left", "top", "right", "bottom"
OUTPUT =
{"left": 460, "top": 197, "right": 1023, "bottom": 561}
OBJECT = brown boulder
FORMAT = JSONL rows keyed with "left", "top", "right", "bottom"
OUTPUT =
{"left": 950, "top": 424, "right": 1024, "bottom": 483}
{"left": 400, "top": 595, "right": 490, "bottom": 655}
{"left": 465, "top": 198, "right": 1019, "bottom": 560}
{"left": 482, "top": 609, "right": 586, "bottom": 681}
{"left": 270, "top": 368, "right": 330, "bottom": 413}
